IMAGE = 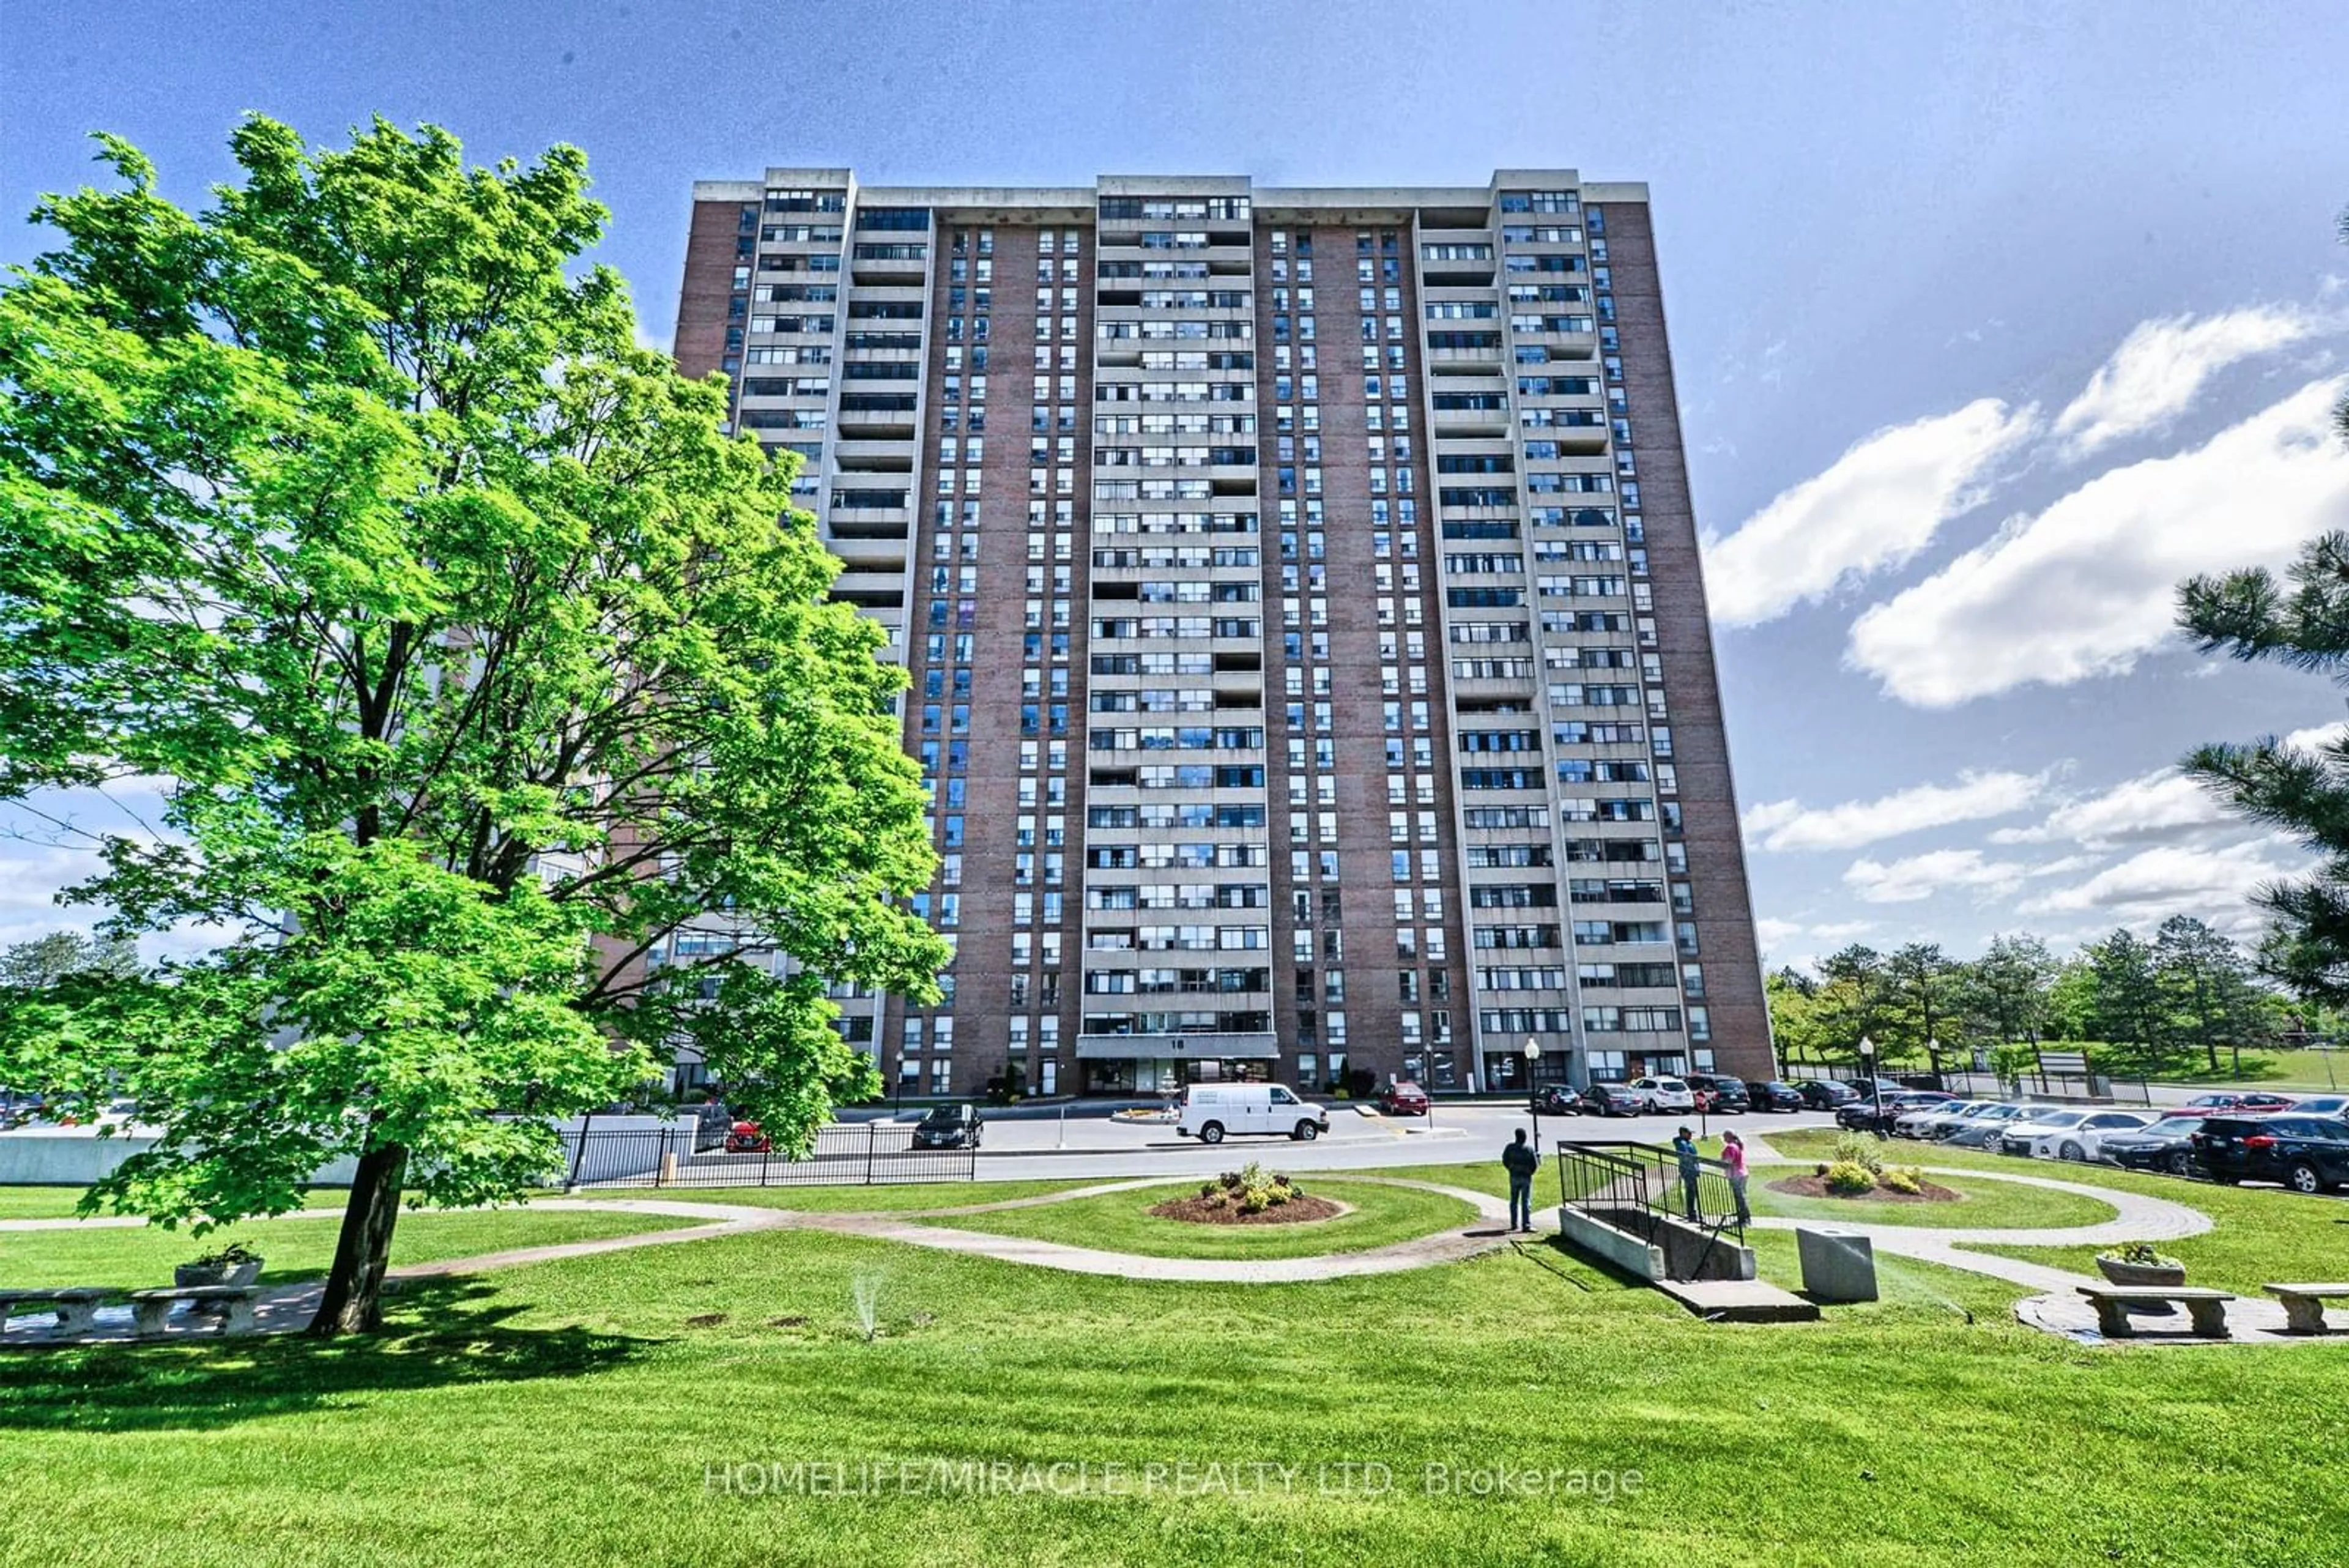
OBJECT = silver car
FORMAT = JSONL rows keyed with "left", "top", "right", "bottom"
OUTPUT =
{"left": 1940, "top": 1102, "right": 2045, "bottom": 1148}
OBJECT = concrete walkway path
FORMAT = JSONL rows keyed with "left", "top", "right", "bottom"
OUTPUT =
{"left": 2, "top": 1178, "right": 1518, "bottom": 1343}
{"left": 1735, "top": 1129, "right": 2213, "bottom": 1294}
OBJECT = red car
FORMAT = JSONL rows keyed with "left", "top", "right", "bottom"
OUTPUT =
{"left": 722, "top": 1119, "right": 772, "bottom": 1153}
{"left": 2173, "top": 1092, "right": 2296, "bottom": 1119}
{"left": 1378, "top": 1082, "right": 1431, "bottom": 1117}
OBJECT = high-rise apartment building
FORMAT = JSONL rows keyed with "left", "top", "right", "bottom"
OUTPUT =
{"left": 669, "top": 169, "right": 1770, "bottom": 1101}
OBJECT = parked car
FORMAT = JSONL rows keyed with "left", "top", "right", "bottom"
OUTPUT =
{"left": 1528, "top": 1085, "right": 1584, "bottom": 1117}
{"left": 1893, "top": 1099, "right": 1988, "bottom": 1139}
{"left": 2285, "top": 1094, "right": 2349, "bottom": 1119}
{"left": 1940, "top": 1102, "right": 2044, "bottom": 1148}
{"left": 2102, "top": 1116, "right": 2211, "bottom": 1176}
{"left": 1378, "top": 1081, "right": 1431, "bottom": 1117}
{"left": 1844, "top": 1077, "right": 1910, "bottom": 1101}
{"left": 1685, "top": 1074, "right": 1751, "bottom": 1114}
{"left": 721, "top": 1119, "right": 770, "bottom": 1154}
{"left": 1630, "top": 1076, "right": 1697, "bottom": 1113}
{"left": 1176, "top": 1083, "right": 1331, "bottom": 1145}
{"left": 2174, "top": 1091, "right": 2298, "bottom": 1118}
{"left": 1581, "top": 1081, "right": 1646, "bottom": 1117}
{"left": 1794, "top": 1079, "right": 1860, "bottom": 1110}
{"left": 1837, "top": 1090, "right": 1956, "bottom": 1134}
{"left": 1998, "top": 1107, "right": 2159, "bottom": 1162}
{"left": 2192, "top": 1113, "right": 2349, "bottom": 1193}
{"left": 1746, "top": 1079, "right": 1808, "bottom": 1113}
{"left": 911, "top": 1102, "right": 985, "bottom": 1150}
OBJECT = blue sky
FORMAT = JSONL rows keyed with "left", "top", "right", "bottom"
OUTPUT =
{"left": 6, "top": 1, "right": 2349, "bottom": 967}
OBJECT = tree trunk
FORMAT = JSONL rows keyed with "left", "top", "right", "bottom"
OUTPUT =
{"left": 308, "top": 1142, "right": 409, "bottom": 1336}
{"left": 2207, "top": 1038, "right": 2220, "bottom": 1072}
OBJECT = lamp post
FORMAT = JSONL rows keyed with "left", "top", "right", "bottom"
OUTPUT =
{"left": 1927, "top": 1037, "right": 1942, "bottom": 1093}
{"left": 1858, "top": 1036, "right": 1880, "bottom": 1131}
{"left": 1524, "top": 1038, "right": 1543, "bottom": 1153}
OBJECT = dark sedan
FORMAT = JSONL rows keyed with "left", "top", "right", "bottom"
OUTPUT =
{"left": 1836, "top": 1090, "right": 1956, "bottom": 1134}
{"left": 2102, "top": 1115, "right": 2210, "bottom": 1177}
{"left": 1580, "top": 1082, "right": 1646, "bottom": 1117}
{"left": 2192, "top": 1113, "right": 2349, "bottom": 1194}
{"left": 1528, "top": 1085, "right": 1584, "bottom": 1117}
{"left": 911, "top": 1103, "right": 985, "bottom": 1150}
{"left": 1747, "top": 1080, "right": 1807, "bottom": 1113}
{"left": 1686, "top": 1074, "right": 1751, "bottom": 1114}
{"left": 1795, "top": 1079, "right": 1860, "bottom": 1110}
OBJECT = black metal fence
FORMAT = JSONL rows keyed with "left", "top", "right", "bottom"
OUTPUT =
{"left": 551, "top": 1123, "right": 978, "bottom": 1188}
{"left": 1554, "top": 1139, "right": 1747, "bottom": 1277}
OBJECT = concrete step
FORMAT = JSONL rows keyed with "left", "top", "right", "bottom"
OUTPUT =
{"left": 1652, "top": 1276, "right": 1820, "bottom": 1323}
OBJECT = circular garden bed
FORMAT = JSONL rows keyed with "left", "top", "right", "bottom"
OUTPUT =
{"left": 1766, "top": 1173, "right": 1962, "bottom": 1205}
{"left": 1148, "top": 1191, "right": 1346, "bottom": 1225}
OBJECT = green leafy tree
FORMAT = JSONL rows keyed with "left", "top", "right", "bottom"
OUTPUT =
{"left": 1958, "top": 932, "right": 2057, "bottom": 1048}
{"left": 0, "top": 119, "right": 946, "bottom": 1334}
{"left": 1882, "top": 941, "right": 1961, "bottom": 1074}
{"left": 2152, "top": 915, "right": 2268, "bottom": 1076}
{"left": 0, "top": 930, "right": 141, "bottom": 990}
{"left": 1764, "top": 966, "right": 1831, "bottom": 1067}
{"left": 2045, "top": 957, "right": 2101, "bottom": 1042}
{"left": 1812, "top": 943, "right": 1894, "bottom": 1069}
{"left": 2082, "top": 929, "right": 2175, "bottom": 1077}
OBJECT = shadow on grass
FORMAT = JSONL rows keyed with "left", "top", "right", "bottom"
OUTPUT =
{"left": 1518, "top": 1233, "right": 1654, "bottom": 1291}
{"left": 0, "top": 1274, "right": 659, "bottom": 1433}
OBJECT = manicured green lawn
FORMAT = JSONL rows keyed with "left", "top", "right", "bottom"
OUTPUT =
{"left": 1, "top": 1205, "right": 2344, "bottom": 1567}
{"left": 623, "top": 1176, "right": 1106, "bottom": 1213}
{"left": 1765, "top": 1128, "right": 2349, "bottom": 1293}
{"left": 1745, "top": 1166, "right": 2118, "bottom": 1230}
{"left": 0, "top": 1207, "right": 702, "bottom": 1290}
{"left": 911, "top": 1178, "right": 1480, "bottom": 1259}
{"left": 0, "top": 1184, "right": 346, "bottom": 1221}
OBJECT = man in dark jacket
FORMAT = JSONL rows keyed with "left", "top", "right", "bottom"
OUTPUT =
{"left": 1502, "top": 1128, "right": 1540, "bottom": 1232}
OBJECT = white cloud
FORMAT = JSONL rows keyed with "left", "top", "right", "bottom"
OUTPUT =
{"left": 1847, "top": 377, "right": 2349, "bottom": 707}
{"left": 2054, "top": 305, "right": 2327, "bottom": 457}
{"left": 2016, "top": 838, "right": 2304, "bottom": 936}
{"left": 1703, "top": 398, "right": 2038, "bottom": 626}
{"left": 1743, "top": 769, "right": 2047, "bottom": 853}
{"left": 1753, "top": 917, "right": 1806, "bottom": 953}
{"left": 1992, "top": 768, "right": 2232, "bottom": 849}
{"left": 1841, "top": 849, "right": 2030, "bottom": 904}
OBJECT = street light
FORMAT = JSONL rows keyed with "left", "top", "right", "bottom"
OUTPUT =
{"left": 1524, "top": 1038, "right": 1543, "bottom": 1153}
{"left": 1858, "top": 1036, "right": 1880, "bottom": 1130}
{"left": 1928, "top": 1037, "right": 1942, "bottom": 1091}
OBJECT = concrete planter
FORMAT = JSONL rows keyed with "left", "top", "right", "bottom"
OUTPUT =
{"left": 2096, "top": 1255, "right": 2184, "bottom": 1290}
{"left": 176, "top": 1260, "right": 262, "bottom": 1288}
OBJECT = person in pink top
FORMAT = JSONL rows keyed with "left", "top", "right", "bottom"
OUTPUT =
{"left": 1720, "top": 1128, "right": 1751, "bottom": 1226}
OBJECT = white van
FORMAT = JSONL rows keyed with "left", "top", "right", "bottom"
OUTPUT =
{"left": 1175, "top": 1084, "right": 1332, "bottom": 1145}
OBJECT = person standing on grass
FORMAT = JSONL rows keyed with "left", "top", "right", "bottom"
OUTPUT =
{"left": 1721, "top": 1128, "right": 1751, "bottom": 1226}
{"left": 1502, "top": 1128, "right": 1540, "bottom": 1233}
{"left": 1672, "top": 1126, "right": 1702, "bottom": 1221}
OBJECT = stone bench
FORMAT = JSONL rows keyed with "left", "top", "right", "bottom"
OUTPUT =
{"left": 2076, "top": 1284, "right": 2236, "bottom": 1340}
{"left": 128, "top": 1285, "right": 259, "bottom": 1336}
{"left": 2263, "top": 1282, "right": 2349, "bottom": 1335}
{"left": 0, "top": 1288, "right": 117, "bottom": 1336}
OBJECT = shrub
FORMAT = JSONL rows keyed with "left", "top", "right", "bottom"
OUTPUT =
{"left": 2103, "top": 1241, "right": 2184, "bottom": 1270}
{"left": 1831, "top": 1131, "right": 1886, "bottom": 1176}
{"left": 1879, "top": 1166, "right": 1923, "bottom": 1195}
{"left": 1814, "top": 1162, "right": 1831, "bottom": 1177}
{"left": 1266, "top": 1187, "right": 1290, "bottom": 1207}
{"left": 1239, "top": 1189, "right": 1269, "bottom": 1214}
{"left": 1219, "top": 1170, "right": 1245, "bottom": 1191}
{"left": 1200, "top": 1182, "right": 1218, "bottom": 1199}
{"left": 189, "top": 1242, "right": 263, "bottom": 1269}
{"left": 1824, "top": 1161, "right": 1877, "bottom": 1197}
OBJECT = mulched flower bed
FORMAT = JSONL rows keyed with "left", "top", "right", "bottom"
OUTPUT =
{"left": 1148, "top": 1193, "right": 1346, "bottom": 1225}
{"left": 1766, "top": 1175, "right": 1962, "bottom": 1204}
